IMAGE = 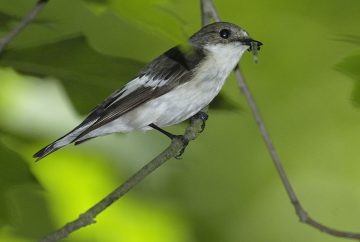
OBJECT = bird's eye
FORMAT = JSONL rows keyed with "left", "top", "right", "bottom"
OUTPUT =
{"left": 219, "top": 29, "right": 231, "bottom": 39}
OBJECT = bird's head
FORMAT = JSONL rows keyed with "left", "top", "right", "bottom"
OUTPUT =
{"left": 189, "top": 22, "right": 262, "bottom": 60}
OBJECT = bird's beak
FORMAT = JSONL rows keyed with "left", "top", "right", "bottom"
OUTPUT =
{"left": 241, "top": 38, "right": 263, "bottom": 51}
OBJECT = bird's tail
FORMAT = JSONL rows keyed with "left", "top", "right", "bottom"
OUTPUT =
{"left": 33, "top": 119, "right": 98, "bottom": 161}
{"left": 33, "top": 134, "right": 76, "bottom": 161}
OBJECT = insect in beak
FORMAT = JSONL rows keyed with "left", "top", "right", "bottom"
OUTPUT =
{"left": 241, "top": 38, "right": 263, "bottom": 63}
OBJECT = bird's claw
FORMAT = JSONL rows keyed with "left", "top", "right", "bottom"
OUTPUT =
{"left": 173, "top": 135, "right": 189, "bottom": 159}
{"left": 191, "top": 111, "right": 208, "bottom": 133}
{"left": 173, "top": 111, "right": 207, "bottom": 159}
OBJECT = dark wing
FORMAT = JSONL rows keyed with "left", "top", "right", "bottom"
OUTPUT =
{"left": 74, "top": 46, "right": 205, "bottom": 140}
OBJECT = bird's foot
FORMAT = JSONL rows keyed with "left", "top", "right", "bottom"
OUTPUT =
{"left": 149, "top": 123, "right": 189, "bottom": 158}
{"left": 191, "top": 111, "right": 208, "bottom": 133}
{"left": 173, "top": 135, "right": 189, "bottom": 159}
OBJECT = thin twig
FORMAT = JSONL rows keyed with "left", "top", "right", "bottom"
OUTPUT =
{"left": 200, "top": 0, "right": 212, "bottom": 26}
{"left": 201, "top": 0, "right": 220, "bottom": 23}
{"left": 0, "top": 0, "right": 49, "bottom": 55}
{"left": 203, "top": 0, "right": 360, "bottom": 239}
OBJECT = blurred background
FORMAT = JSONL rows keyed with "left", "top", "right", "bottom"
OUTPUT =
{"left": 0, "top": 0, "right": 360, "bottom": 241}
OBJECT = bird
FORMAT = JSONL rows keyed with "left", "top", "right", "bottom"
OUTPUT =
{"left": 33, "top": 22, "right": 262, "bottom": 161}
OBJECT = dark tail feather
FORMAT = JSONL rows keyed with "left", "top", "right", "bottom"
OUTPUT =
{"left": 33, "top": 143, "right": 62, "bottom": 162}
{"left": 33, "top": 132, "right": 78, "bottom": 161}
{"left": 33, "top": 119, "right": 98, "bottom": 161}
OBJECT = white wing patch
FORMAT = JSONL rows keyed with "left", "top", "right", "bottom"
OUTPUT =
{"left": 109, "top": 70, "right": 187, "bottom": 107}
{"left": 121, "top": 75, "right": 164, "bottom": 96}
{"left": 102, "top": 76, "right": 164, "bottom": 109}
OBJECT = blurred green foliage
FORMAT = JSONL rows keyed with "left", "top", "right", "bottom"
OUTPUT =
{"left": 0, "top": 0, "right": 360, "bottom": 242}
{"left": 0, "top": 138, "right": 54, "bottom": 240}
{"left": 336, "top": 36, "right": 360, "bottom": 107}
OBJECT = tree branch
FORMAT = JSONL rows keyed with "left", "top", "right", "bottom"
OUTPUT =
{"left": 0, "top": 0, "right": 49, "bottom": 55}
{"left": 202, "top": 0, "right": 360, "bottom": 239}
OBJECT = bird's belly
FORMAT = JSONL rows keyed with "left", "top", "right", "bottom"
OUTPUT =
{"left": 140, "top": 70, "right": 227, "bottom": 128}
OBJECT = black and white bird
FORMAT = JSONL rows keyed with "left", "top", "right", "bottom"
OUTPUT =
{"left": 34, "top": 22, "right": 262, "bottom": 161}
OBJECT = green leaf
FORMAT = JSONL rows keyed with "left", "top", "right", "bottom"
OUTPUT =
{"left": 0, "top": 0, "right": 175, "bottom": 61}
{"left": 0, "top": 137, "right": 55, "bottom": 238}
{"left": 336, "top": 54, "right": 360, "bottom": 107}
{"left": 0, "top": 36, "right": 145, "bottom": 114}
{"left": 107, "top": 0, "right": 190, "bottom": 43}
{"left": 0, "top": 12, "right": 19, "bottom": 28}
{"left": 335, "top": 35, "right": 360, "bottom": 46}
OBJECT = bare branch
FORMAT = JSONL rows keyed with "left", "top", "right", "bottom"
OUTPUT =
{"left": 0, "top": 0, "right": 49, "bottom": 55}
{"left": 202, "top": 0, "right": 360, "bottom": 239}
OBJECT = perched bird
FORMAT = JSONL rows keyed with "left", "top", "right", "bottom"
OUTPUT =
{"left": 34, "top": 22, "right": 262, "bottom": 161}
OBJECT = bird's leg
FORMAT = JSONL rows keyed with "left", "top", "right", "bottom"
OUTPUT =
{"left": 149, "top": 123, "right": 188, "bottom": 159}
{"left": 149, "top": 123, "right": 177, "bottom": 139}
{"left": 191, "top": 111, "right": 208, "bottom": 133}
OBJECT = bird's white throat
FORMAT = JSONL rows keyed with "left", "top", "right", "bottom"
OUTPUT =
{"left": 204, "top": 43, "right": 249, "bottom": 74}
